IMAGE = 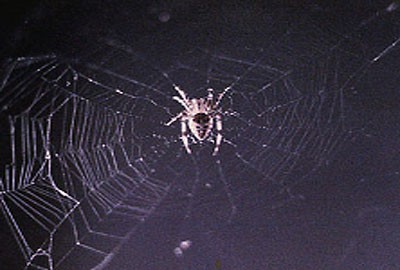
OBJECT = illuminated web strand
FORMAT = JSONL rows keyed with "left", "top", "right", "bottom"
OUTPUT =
{"left": 1, "top": 6, "right": 399, "bottom": 267}
{"left": 0, "top": 57, "right": 170, "bottom": 269}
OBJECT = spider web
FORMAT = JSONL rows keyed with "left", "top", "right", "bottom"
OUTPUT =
{"left": 1, "top": 2, "right": 400, "bottom": 269}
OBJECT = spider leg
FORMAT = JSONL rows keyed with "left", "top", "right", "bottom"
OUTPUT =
{"left": 172, "top": 83, "right": 189, "bottom": 102}
{"left": 181, "top": 119, "right": 192, "bottom": 154}
{"left": 165, "top": 112, "right": 183, "bottom": 126}
{"left": 162, "top": 72, "right": 189, "bottom": 102}
{"left": 215, "top": 86, "right": 231, "bottom": 107}
{"left": 173, "top": 96, "right": 191, "bottom": 111}
{"left": 213, "top": 113, "right": 223, "bottom": 156}
{"left": 206, "top": 88, "right": 214, "bottom": 106}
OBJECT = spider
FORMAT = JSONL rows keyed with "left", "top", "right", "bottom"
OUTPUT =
{"left": 166, "top": 84, "right": 230, "bottom": 155}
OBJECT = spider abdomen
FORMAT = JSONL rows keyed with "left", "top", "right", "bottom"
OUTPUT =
{"left": 193, "top": 113, "right": 210, "bottom": 124}
{"left": 189, "top": 113, "right": 213, "bottom": 140}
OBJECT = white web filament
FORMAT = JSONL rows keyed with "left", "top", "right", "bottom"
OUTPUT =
{"left": 0, "top": 56, "right": 170, "bottom": 269}
{"left": 1, "top": 8, "right": 399, "bottom": 268}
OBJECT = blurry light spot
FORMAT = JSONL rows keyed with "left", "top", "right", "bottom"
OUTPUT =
{"left": 158, "top": 11, "right": 171, "bottom": 22}
{"left": 174, "top": 247, "right": 183, "bottom": 257}
{"left": 174, "top": 240, "right": 192, "bottom": 257}
{"left": 386, "top": 2, "right": 399, "bottom": 12}
{"left": 179, "top": 239, "right": 192, "bottom": 250}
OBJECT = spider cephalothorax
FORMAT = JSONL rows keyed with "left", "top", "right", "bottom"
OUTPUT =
{"left": 166, "top": 85, "right": 229, "bottom": 155}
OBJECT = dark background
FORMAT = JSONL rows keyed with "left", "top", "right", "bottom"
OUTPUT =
{"left": 1, "top": 1, "right": 400, "bottom": 269}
